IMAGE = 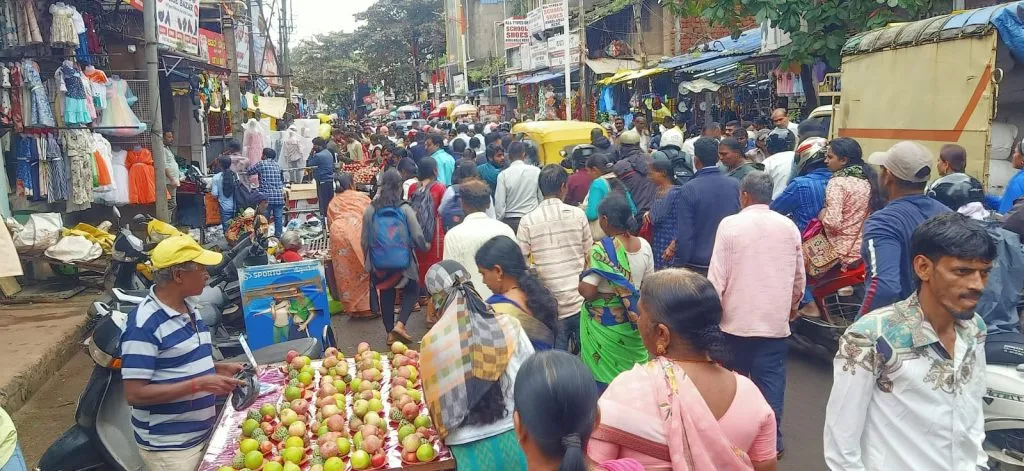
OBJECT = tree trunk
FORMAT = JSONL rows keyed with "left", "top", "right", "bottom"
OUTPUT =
{"left": 800, "top": 64, "right": 819, "bottom": 115}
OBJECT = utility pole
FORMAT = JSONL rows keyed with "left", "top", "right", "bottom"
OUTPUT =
{"left": 579, "top": 0, "right": 588, "bottom": 121}
{"left": 280, "top": 0, "right": 291, "bottom": 99}
{"left": 632, "top": 0, "right": 646, "bottom": 68}
{"left": 461, "top": 0, "right": 470, "bottom": 96}
{"left": 223, "top": 13, "right": 244, "bottom": 133}
{"left": 562, "top": 0, "right": 570, "bottom": 120}
{"left": 143, "top": 0, "right": 168, "bottom": 221}
{"left": 249, "top": 0, "right": 260, "bottom": 95}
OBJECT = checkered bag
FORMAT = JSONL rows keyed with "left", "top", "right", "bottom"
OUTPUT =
{"left": 801, "top": 218, "right": 839, "bottom": 278}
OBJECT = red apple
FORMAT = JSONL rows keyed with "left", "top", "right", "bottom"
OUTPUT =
{"left": 286, "top": 350, "right": 300, "bottom": 364}
{"left": 370, "top": 452, "right": 386, "bottom": 468}
{"left": 260, "top": 440, "right": 274, "bottom": 454}
{"left": 261, "top": 422, "right": 275, "bottom": 437}
{"left": 363, "top": 434, "right": 383, "bottom": 454}
{"left": 402, "top": 403, "right": 420, "bottom": 421}
{"left": 290, "top": 399, "right": 310, "bottom": 416}
{"left": 289, "top": 356, "right": 305, "bottom": 370}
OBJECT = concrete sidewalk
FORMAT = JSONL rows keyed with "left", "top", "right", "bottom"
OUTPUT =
{"left": 0, "top": 298, "right": 92, "bottom": 414}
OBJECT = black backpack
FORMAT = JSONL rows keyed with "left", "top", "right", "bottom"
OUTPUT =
{"left": 410, "top": 182, "right": 439, "bottom": 242}
{"left": 439, "top": 185, "right": 465, "bottom": 232}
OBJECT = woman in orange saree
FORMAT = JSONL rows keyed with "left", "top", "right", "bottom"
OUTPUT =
{"left": 328, "top": 174, "right": 375, "bottom": 317}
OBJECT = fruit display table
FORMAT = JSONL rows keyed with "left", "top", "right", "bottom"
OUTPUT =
{"left": 197, "top": 344, "right": 455, "bottom": 471}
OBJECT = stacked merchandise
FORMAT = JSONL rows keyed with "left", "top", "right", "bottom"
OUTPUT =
{"left": 198, "top": 344, "right": 450, "bottom": 471}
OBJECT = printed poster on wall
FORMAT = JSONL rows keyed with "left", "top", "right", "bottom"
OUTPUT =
{"left": 239, "top": 260, "right": 331, "bottom": 351}
{"left": 527, "top": 8, "right": 544, "bottom": 36}
{"left": 542, "top": 1, "right": 566, "bottom": 31}
{"left": 198, "top": 29, "right": 227, "bottom": 68}
{"left": 156, "top": 0, "right": 200, "bottom": 55}
{"left": 505, "top": 18, "right": 529, "bottom": 49}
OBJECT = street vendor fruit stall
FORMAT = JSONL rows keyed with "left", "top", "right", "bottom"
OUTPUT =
{"left": 198, "top": 344, "right": 453, "bottom": 471}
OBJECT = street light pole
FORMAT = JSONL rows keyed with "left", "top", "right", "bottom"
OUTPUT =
{"left": 562, "top": 0, "right": 570, "bottom": 120}
{"left": 143, "top": 0, "right": 168, "bottom": 221}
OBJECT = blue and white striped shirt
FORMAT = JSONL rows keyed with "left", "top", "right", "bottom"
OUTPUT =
{"left": 121, "top": 290, "right": 217, "bottom": 451}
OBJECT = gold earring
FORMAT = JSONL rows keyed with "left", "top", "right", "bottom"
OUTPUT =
{"left": 656, "top": 344, "right": 666, "bottom": 356}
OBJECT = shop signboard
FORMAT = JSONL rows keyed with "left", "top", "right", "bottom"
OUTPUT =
{"left": 239, "top": 260, "right": 332, "bottom": 351}
{"left": 531, "top": 41, "right": 549, "bottom": 69}
{"left": 453, "top": 73, "right": 467, "bottom": 95}
{"left": 527, "top": 8, "right": 544, "bottom": 36}
{"left": 235, "top": 27, "right": 251, "bottom": 74}
{"left": 156, "top": 0, "right": 200, "bottom": 56}
{"left": 198, "top": 29, "right": 227, "bottom": 68}
{"left": 542, "top": 1, "right": 566, "bottom": 31}
{"left": 547, "top": 33, "right": 580, "bottom": 67}
{"left": 504, "top": 18, "right": 529, "bottom": 49}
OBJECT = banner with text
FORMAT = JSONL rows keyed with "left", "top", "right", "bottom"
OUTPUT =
{"left": 547, "top": 33, "right": 580, "bottom": 68}
{"left": 156, "top": 0, "right": 200, "bottom": 55}
{"left": 504, "top": 18, "right": 529, "bottom": 49}
{"left": 198, "top": 29, "right": 227, "bottom": 68}
{"left": 527, "top": 8, "right": 544, "bottom": 35}
{"left": 542, "top": 1, "right": 566, "bottom": 31}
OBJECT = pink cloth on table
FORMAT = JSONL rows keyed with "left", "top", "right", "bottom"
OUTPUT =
{"left": 707, "top": 204, "right": 805, "bottom": 339}
{"left": 820, "top": 175, "right": 871, "bottom": 265}
{"left": 588, "top": 364, "right": 776, "bottom": 468}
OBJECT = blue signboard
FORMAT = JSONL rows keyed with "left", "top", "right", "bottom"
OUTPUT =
{"left": 239, "top": 260, "right": 331, "bottom": 351}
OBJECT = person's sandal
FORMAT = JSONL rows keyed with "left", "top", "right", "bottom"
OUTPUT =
{"left": 386, "top": 331, "right": 397, "bottom": 346}
{"left": 392, "top": 324, "right": 413, "bottom": 343}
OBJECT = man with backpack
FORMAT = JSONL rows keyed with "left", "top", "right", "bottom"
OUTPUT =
{"left": 442, "top": 180, "right": 514, "bottom": 300}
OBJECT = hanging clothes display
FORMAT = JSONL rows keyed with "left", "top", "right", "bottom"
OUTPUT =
{"left": 0, "top": 65, "right": 10, "bottom": 126}
{"left": 9, "top": 61, "right": 23, "bottom": 131}
{"left": 56, "top": 61, "right": 91, "bottom": 125}
{"left": 78, "top": 66, "right": 96, "bottom": 120}
{"left": 0, "top": 0, "right": 17, "bottom": 50}
{"left": 97, "top": 77, "right": 145, "bottom": 136}
{"left": 91, "top": 133, "right": 114, "bottom": 193}
{"left": 125, "top": 147, "right": 156, "bottom": 204}
{"left": 15, "top": 0, "right": 42, "bottom": 46}
{"left": 15, "top": 135, "right": 36, "bottom": 198}
{"left": 71, "top": 6, "right": 90, "bottom": 64}
{"left": 49, "top": 3, "right": 79, "bottom": 47}
{"left": 83, "top": 13, "right": 101, "bottom": 56}
{"left": 83, "top": 66, "right": 108, "bottom": 111}
{"left": 242, "top": 118, "right": 267, "bottom": 167}
{"left": 45, "top": 134, "right": 70, "bottom": 203}
{"left": 22, "top": 59, "right": 55, "bottom": 127}
{"left": 280, "top": 125, "right": 305, "bottom": 182}
{"left": 61, "top": 129, "right": 94, "bottom": 211}
{"left": 109, "top": 148, "right": 129, "bottom": 205}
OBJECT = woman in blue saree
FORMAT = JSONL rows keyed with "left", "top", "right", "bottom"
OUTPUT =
{"left": 475, "top": 235, "right": 558, "bottom": 351}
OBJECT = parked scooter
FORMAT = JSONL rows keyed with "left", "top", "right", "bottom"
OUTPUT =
{"left": 788, "top": 264, "right": 867, "bottom": 361}
{"left": 38, "top": 309, "right": 323, "bottom": 471}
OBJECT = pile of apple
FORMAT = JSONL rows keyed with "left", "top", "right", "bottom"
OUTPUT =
{"left": 388, "top": 342, "right": 439, "bottom": 464}
{"left": 342, "top": 342, "right": 388, "bottom": 470}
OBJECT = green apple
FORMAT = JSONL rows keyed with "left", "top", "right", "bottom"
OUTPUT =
{"left": 298, "top": 371, "right": 313, "bottom": 386}
{"left": 217, "top": 467, "right": 234, "bottom": 471}
{"left": 302, "top": 356, "right": 312, "bottom": 366}
{"left": 350, "top": 450, "right": 371, "bottom": 470}
{"left": 416, "top": 443, "right": 437, "bottom": 462}
{"left": 413, "top": 414, "right": 431, "bottom": 429}
{"left": 407, "top": 389, "right": 422, "bottom": 403}
{"left": 336, "top": 437, "right": 351, "bottom": 455}
{"left": 367, "top": 398, "right": 383, "bottom": 413}
{"left": 323, "top": 457, "right": 344, "bottom": 471}
{"left": 239, "top": 438, "right": 259, "bottom": 454}
{"left": 263, "top": 463, "right": 283, "bottom": 471}
{"left": 282, "top": 446, "right": 304, "bottom": 464}
{"left": 244, "top": 450, "right": 264, "bottom": 469}
{"left": 300, "top": 365, "right": 314, "bottom": 375}
{"left": 283, "top": 462, "right": 300, "bottom": 471}
{"left": 284, "top": 386, "right": 301, "bottom": 401}
{"left": 260, "top": 403, "right": 277, "bottom": 417}
{"left": 397, "top": 424, "right": 415, "bottom": 442}
{"left": 318, "top": 425, "right": 329, "bottom": 437}
{"left": 241, "top": 419, "right": 259, "bottom": 437}
{"left": 285, "top": 436, "right": 304, "bottom": 449}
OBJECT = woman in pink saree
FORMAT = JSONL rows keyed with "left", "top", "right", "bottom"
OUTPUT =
{"left": 588, "top": 269, "right": 778, "bottom": 471}
{"left": 328, "top": 174, "right": 374, "bottom": 317}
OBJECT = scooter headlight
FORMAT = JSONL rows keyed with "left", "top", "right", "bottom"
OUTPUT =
{"left": 87, "top": 338, "right": 121, "bottom": 369}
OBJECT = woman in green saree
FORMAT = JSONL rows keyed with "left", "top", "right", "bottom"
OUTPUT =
{"left": 578, "top": 194, "right": 656, "bottom": 391}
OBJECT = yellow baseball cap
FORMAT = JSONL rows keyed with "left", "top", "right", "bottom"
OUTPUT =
{"left": 151, "top": 235, "right": 224, "bottom": 269}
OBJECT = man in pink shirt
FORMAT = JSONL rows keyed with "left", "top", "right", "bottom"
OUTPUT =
{"left": 708, "top": 170, "right": 805, "bottom": 457}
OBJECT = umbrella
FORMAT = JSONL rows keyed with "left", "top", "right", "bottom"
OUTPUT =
{"left": 451, "top": 104, "right": 478, "bottom": 117}
{"left": 368, "top": 109, "right": 389, "bottom": 118}
{"left": 397, "top": 105, "right": 419, "bottom": 113}
{"left": 428, "top": 107, "right": 445, "bottom": 118}
{"left": 438, "top": 100, "right": 457, "bottom": 110}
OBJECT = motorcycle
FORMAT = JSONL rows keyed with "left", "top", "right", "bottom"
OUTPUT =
{"left": 984, "top": 332, "right": 1024, "bottom": 470}
{"left": 788, "top": 263, "right": 867, "bottom": 361}
{"left": 38, "top": 308, "right": 323, "bottom": 471}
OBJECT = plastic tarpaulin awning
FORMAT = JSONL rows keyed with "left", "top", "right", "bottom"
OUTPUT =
{"left": 517, "top": 72, "right": 562, "bottom": 84}
{"left": 596, "top": 67, "right": 667, "bottom": 85}
{"left": 586, "top": 58, "right": 642, "bottom": 75}
{"left": 245, "top": 93, "right": 288, "bottom": 119}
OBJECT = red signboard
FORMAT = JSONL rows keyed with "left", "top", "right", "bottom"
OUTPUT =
{"left": 199, "top": 29, "right": 227, "bottom": 68}
{"left": 127, "top": 0, "right": 143, "bottom": 11}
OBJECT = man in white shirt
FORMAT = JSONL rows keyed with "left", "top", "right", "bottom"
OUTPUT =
{"left": 517, "top": 164, "right": 593, "bottom": 352}
{"left": 762, "top": 128, "right": 797, "bottom": 200}
{"left": 771, "top": 108, "right": 800, "bottom": 138}
{"left": 823, "top": 213, "right": 993, "bottom": 471}
{"left": 453, "top": 123, "right": 472, "bottom": 149}
{"left": 681, "top": 122, "right": 721, "bottom": 159}
{"left": 660, "top": 115, "right": 684, "bottom": 148}
{"left": 442, "top": 180, "right": 515, "bottom": 300}
{"left": 494, "top": 142, "right": 541, "bottom": 233}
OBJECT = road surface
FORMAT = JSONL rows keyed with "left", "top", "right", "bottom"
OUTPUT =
{"left": 14, "top": 310, "right": 833, "bottom": 469}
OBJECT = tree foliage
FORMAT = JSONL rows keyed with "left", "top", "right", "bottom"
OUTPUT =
{"left": 662, "top": 0, "right": 946, "bottom": 67}
{"left": 291, "top": 0, "right": 444, "bottom": 109}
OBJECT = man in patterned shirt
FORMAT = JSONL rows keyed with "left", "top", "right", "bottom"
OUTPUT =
{"left": 247, "top": 148, "right": 286, "bottom": 236}
{"left": 823, "top": 213, "right": 994, "bottom": 471}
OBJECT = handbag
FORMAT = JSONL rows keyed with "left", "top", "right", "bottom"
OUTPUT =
{"left": 801, "top": 218, "right": 839, "bottom": 278}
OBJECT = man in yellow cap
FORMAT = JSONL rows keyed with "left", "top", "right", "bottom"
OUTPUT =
{"left": 120, "top": 236, "right": 244, "bottom": 471}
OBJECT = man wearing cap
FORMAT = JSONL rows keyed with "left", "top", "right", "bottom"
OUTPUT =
{"left": 121, "top": 236, "right": 244, "bottom": 471}
{"left": 860, "top": 141, "right": 950, "bottom": 314}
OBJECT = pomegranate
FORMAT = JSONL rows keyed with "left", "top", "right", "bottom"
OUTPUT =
{"left": 390, "top": 386, "right": 407, "bottom": 400}
{"left": 362, "top": 434, "right": 383, "bottom": 454}
{"left": 290, "top": 399, "right": 310, "bottom": 416}
{"left": 326, "top": 414, "right": 345, "bottom": 432}
{"left": 319, "top": 384, "right": 339, "bottom": 398}
{"left": 320, "top": 439, "right": 340, "bottom": 458}
{"left": 401, "top": 433, "right": 422, "bottom": 451}
{"left": 289, "top": 357, "right": 305, "bottom": 370}
{"left": 359, "top": 423, "right": 379, "bottom": 439}
{"left": 323, "top": 356, "right": 338, "bottom": 369}
{"left": 317, "top": 431, "right": 340, "bottom": 446}
{"left": 324, "top": 347, "right": 339, "bottom": 358}
{"left": 317, "top": 395, "right": 336, "bottom": 408}
{"left": 357, "top": 342, "right": 370, "bottom": 354}
{"left": 403, "top": 402, "right": 420, "bottom": 421}
{"left": 320, "top": 404, "right": 341, "bottom": 418}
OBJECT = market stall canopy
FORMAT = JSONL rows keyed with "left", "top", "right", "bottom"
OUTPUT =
{"left": 842, "top": 1, "right": 1024, "bottom": 57}
{"left": 438, "top": 101, "right": 457, "bottom": 110}
{"left": 368, "top": 108, "right": 389, "bottom": 117}
{"left": 451, "top": 104, "right": 478, "bottom": 117}
{"left": 659, "top": 27, "right": 761, "bottom": 72}
{"left": 586, "top": 58, "right": 643, "bottom": 75}
{"left": 678, "top": 78, "right": 722, "bottom": 94}
{"left": 397, "top": 104, "right": 419, "bottom": 113}
{"left": 596, "top": 67, "right": 667, "bottom": 85}
{"left": 244, "top": 93, "right": 288, "bottom": 119}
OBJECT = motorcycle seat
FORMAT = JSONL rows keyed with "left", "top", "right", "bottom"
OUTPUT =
{"left": 110, "top": 288, "right": 147, "bottom": 304}
{"left": 986, "top": 331, "right": 1024, "bottom": 366}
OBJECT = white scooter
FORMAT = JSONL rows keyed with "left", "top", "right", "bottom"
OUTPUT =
{"left": 984, "top": 331, "right": 1024, "bottom": 470}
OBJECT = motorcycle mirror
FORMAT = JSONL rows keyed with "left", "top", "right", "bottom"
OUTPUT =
{"left": 112, "top": 206, "right": 121, "bottom": 220}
